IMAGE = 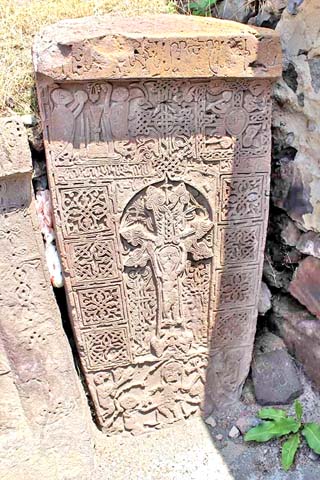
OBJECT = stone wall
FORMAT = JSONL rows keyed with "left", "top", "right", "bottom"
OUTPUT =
{"left": 269, "top": 0, "right": 320, "bottom": 389}
{"left": 217, "top": 0, "right": 320, "bottom": 390}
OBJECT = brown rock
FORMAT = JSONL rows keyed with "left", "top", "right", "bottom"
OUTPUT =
{"left": 235, "top": 416, "right": 261, "bottom": 434}
{"left": 33, "top": 15, "right": 281, "bottom": 434}
{"left": 271, "top": 294, "right": 320, "bottom": 388}
{"left": 289, "top": 256, "right": 320, "bottom": 319}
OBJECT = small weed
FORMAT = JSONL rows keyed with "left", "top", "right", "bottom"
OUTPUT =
{"left": 245, "top": 400, "right": 320, "bottom": 471}
{"left": 189, "top": 0, "right": 218, "bottom": 16}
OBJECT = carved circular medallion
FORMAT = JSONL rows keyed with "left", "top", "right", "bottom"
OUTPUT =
{"left": 225, "top": 108, "right": 249, "bottom": 136}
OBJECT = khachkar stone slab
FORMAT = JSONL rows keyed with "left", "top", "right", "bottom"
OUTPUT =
{"left": 33, "top": 15, "right": 282, "bottom": 435}
{"left": 0, "top": 117, "right": 94, "bottom": 479}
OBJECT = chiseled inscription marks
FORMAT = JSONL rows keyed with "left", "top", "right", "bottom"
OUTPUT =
{"left": 90, "top": 353, "right": 207, "bottom": 435}
{"left": 120, "top": 180, "right": 213, "bottom": 359}
{"left": 58, "top": 186, "right": 114, "bottom": 238}
{"left": 0, "top": 117, "right": 32, "bottom": 178}
{"left": 45, "top": 79, "right": 271, "bottom": 182}
{"left": 123, "top": 37, "right": 251, "bottom": 77}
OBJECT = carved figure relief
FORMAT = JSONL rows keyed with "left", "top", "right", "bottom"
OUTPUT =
{"left": 38, "top": 75, "right": 272, "bottom": 435}
{"left": 120, "top": 180, "right": 213, "bottom": 359}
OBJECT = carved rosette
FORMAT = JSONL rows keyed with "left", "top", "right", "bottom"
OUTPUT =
{"left": 34, "top": 15, "right": 281, "bottom": 435}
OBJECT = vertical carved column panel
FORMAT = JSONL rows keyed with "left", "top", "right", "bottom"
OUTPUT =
{"left": 0, "top": 118, "right": 94, "bottom": 478}
{"left": 34, "top": 15, "right": 281, "bottom": 434}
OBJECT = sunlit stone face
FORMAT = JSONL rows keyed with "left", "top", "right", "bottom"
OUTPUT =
{"left": 34, "top": 14, "right": 281, "bottom": 435}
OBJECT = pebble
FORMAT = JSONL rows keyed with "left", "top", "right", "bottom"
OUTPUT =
{"left": 228, "top": 426, "right": 241, "bottom": 439}
{"left": 235, "top": 416, "right": 261, "bottom": 435}
{"left": 20, "top": 114, "right": 37, "bottom": 126}
{"left": 215, "top": 434, "right": 223, "bottom": 441}
{"left": 204, "top": 415, "right": 217, "bottom": 428}
{"left": 308, "top": 451, "right": 319, "bottom": 461}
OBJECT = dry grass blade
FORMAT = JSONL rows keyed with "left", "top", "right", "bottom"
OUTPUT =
{"left": 0, "top": 0, "right": 173, "bottom": 117}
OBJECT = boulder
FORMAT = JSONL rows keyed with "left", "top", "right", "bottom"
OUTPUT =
{"left": 252, "top": 349, "right": 303, "bottom": 405}
{"left": 280, "top": 217, "right": 301, "bottom": 247}
{"left": 254, "top": 329, "right": 286, "bottom": 355}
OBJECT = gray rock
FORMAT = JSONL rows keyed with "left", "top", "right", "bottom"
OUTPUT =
{"left": 297, "top": 231, "right": 320, "bottom": 259}
{"left": 215, "top": 434, "right": 224, "bottom": 441}
{"left": 254, "top": 330, "right": 286, "bottom": 355}
{"left": 252, "top": 349, "right": 303, "bottom": 405}
{"left": 235, "top": 416, "right": 261, "bottom": 435}
{"left": 228, "top": 426, "right": 241, "bottom": 439}
{"left": 281, "top": 218, "right": 301, "bottom": 247}
{"left": 258, "top": 282, "right": 272, "bottom": 315}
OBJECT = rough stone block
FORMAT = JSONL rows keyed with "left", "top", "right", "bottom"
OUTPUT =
{"left": 33, "top": 15, "right": 281, "bottom": 434}
{"left": 271, "top": 294, "right": 320, "bottom": 389}
{"left": 0, "top": 117, "right": 94, "bottom": 479}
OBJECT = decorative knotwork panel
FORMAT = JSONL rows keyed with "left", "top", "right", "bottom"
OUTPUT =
{"left": 35, "top": 13, "right": 279, "bottom": 434}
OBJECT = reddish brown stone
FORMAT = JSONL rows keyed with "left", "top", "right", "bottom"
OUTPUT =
{"left": 33, "top": 15, "right": 281, "bottom": 435}
{"left": 271, "top": 294, "right": 320, "bottom": 389}
{"left": 289, "top": 256, "right": 320, "bottom": 319}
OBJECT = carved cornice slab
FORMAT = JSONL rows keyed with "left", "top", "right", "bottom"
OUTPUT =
{"left": 33, "top": 14, "right": 282, "bottom": 81}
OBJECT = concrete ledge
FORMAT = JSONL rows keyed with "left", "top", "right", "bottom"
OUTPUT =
{"left": 95, "top": 417, "right": 233, "bottom": 480}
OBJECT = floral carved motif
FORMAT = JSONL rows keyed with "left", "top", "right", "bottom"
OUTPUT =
{"left": 217, "top": 224, "right": 261, "bottom": 267}
{"left": 75, "top": 284, "right": 126, "bottom": 327}
{"left": 59, "top": 187, "right": 114, "bottom": 237}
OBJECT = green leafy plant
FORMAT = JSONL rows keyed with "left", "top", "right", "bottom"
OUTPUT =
{"left": 244, "top": 400, "right": 320, "bottom": 471}
{"left": 189, "top": 0, "right": 217, "bottom": 16}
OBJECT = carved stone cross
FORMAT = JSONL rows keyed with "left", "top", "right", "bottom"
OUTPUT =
{"left": 33, "top": 15, "right": 281, "bottom": 435}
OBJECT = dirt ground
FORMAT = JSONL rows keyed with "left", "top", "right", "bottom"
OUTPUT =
{"left": 206, "top": 363, "right": 320, "bottom": 480}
